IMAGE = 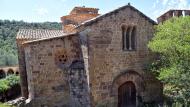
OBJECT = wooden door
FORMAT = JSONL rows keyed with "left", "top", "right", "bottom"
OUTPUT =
{"left": 118, "top": 81, "right": 136, "bottom": 107}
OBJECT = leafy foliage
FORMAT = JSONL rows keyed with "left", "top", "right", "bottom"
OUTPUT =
{"left": 5, "top": 75, "right": 20, "bottom": 87}
{"left": 0, "top": 75, "right": 19, "bottom": 93}
{"left": 0, "top": 103, "right": 14, "bottom": 107}
{"left": 0, "top": 20, "right": 62, "bottom": 67}
{"left": 148, "top": 16, "right": 190, "bottom": 106}
{"left": 0, "top": 80, "right": 9, "bottom": 93}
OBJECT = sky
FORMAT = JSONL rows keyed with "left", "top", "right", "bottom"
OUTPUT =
{"left": 0, "top": 0, "right": 190, "bottom": 22}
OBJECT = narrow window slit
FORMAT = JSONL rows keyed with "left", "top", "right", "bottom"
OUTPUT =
{"left": 122, "top": 25, "right": 136, "bottom": 51}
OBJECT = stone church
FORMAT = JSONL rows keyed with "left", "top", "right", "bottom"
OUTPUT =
{"left": 16, "top": 4, "right": 165, "bottom": 107}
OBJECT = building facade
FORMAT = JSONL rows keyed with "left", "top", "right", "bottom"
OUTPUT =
{"left": 157, "top": 9, "right": 190, "bottom": 23}
{"left": 16, "top": 4, "right": 163, "bottom": 107}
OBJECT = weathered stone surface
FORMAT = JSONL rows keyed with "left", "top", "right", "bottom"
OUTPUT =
{"left": 16, "top": 4, "right": 163, "bottom": 107}
{"left": 17, "top": 39, "right": 31, "bottom": 98}
{"left": 77, "top": 5, "right": 163, "bottom": 106}
{"left": 69, "top": 63, "right": 91, "bottom": 107}
{"left": 24, "top": 36, "right": 77, "bottom": 107}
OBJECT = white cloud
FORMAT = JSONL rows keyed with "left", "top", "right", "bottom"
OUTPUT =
{"left": 60, "top": 0, "right": 67, "bottom": 2}
{"left": 35, "top": 8, "right": 49, "bottom": 16}
{"left": 152, "top": 0, "right": 160, "bottom": 8}
{"left": 162, "top": 0, "right": 169, "bottom": 5}
{"left": 151, "top": 0, "right": 190, "bottom": 20}
{"left": 161, "top": 0, "right": 189, "bottom": 14}
{"left": 167, "top": 0, "right": 188, "bottom": 9}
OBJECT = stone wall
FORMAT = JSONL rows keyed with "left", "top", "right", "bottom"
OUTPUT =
{"left": 78, "top": 7, "right": 163, "bottom": 106}
{"left": 17, "top": 39, "right": 30, "bottom": 98}
{"left": 68, "top": 60, "right": 91, "bottom": 107}
{"left": 24, "top": 34, "right": 91, "bottom": 107}
{"left": 19, "top": 5, "right": 163, "bottom": 107}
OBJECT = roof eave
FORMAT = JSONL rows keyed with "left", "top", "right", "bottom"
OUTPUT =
{"left": 76, "top": 4, "right": 157, "bottom": 29}
{"left": 23, "top": 33, "right": 77, "bottom": 45}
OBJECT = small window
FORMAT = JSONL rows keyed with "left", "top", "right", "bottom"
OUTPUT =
{"left": 122, "top": 25, "right": 136, "bottom": 51}
{"left": 55, "top": 49, "right": 68, "bottom": 65}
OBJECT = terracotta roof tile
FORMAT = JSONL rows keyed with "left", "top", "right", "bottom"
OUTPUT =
{"left": 23, "top": 33, "right": 77, "bottom": 44}
{"left": 16, "top": 29, "right": 66, "bottom": 39}
{"left": 61, "top": 14, "right": 99, "bottom": 24}
{"left": 73, "top": 7, "right": 99, "bottom": 10}
{"left": 70, "top": 7, "right": 99, "bottom": 15}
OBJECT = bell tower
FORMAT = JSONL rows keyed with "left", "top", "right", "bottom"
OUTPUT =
{"left": 61, "top": 6, "right": 99, "bottom": 33}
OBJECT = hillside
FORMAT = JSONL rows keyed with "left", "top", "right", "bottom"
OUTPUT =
{"left": 0, "top": 20, "right": 62, "bottom": 67}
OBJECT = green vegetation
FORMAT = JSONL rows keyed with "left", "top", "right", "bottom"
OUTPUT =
{"left": 0, "top": 75, "right": 20, "bottom": 103}
{"left": 0, "top": 103, "right": 13, "bottom": 107}
{"left": 0, "top": 20, "right": 62, "bottom": 67}
{"left": 148, "top": 16, "right": 190, "bottom": 106}
{"left": 0, "top": 75, "right": 19, "bottom": 93}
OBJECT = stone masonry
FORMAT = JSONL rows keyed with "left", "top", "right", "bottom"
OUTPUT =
{"left": 16, "top": 4, "right": 165, "bottom": 107}
{"left": 77, "top": 5, "right": 163, "bottom": 106}
{"left": 61, "top": 6, "right": 99, "bottom": 33}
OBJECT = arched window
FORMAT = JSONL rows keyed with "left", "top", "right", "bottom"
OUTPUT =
{"left": 131, "top": 27, "right": 136, "bottom": 50}
{"left": 122, "top": 25, "right": 136, "bottom": 51}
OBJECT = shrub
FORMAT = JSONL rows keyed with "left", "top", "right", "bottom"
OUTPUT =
{"left": 0, "top": 75, "right": 20, "bottom": 102}
{"left": 0, "top": 80, "right": 9, "bottom": 93}
{"left": 148, "top": 16, "right": 190, "bottom": 106}
{"left": 6, "top": 75, "right": 19, "bottom": 87}
{"left": 0, "top": 75, "right": 20, "bottom": 93}
{"left": 0, "top": 103, "right": 14, "bottom": 107}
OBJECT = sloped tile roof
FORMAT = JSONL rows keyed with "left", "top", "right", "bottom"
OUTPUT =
{"left": 77, "top": 3, "right": 157, "bottom": 28}
{"left": 16, "top": 29, "right": 66, "bottom": 39}
{"left": 23, "top": 33, "right": 77, "bottom": 44}
{"left": 61, "top": 13, "right": 99, "bottom": 25}
{"left": 70, "top": 6, "right": 99, "bottom": 15}
{"left": 72, "top": 7, "right": 99, "bottom": 11}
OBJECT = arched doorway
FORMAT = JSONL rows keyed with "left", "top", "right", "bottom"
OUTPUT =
{"left": 0, "top": 70, "right": 6, "bottom": 79}
{"left": 118, "top": 81, "right": 136, "bottom": 107}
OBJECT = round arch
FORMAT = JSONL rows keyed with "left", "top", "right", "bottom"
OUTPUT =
{"left": 118, "top": 81, "right": 136, "bottom": 107}
{"left": 7, "top": 69, "right": 14, "bottom": 76}
{"left": 0, "top": 69, "right": 6, "bottom": 79}
{"left": 15, "top": 71, "right": 19, "bottom": 75}
{"left": 111, "top": 70, "right": 145, "bottom": 106}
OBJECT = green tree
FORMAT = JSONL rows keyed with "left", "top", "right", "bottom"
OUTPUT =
{"left": 148, "top": 16, "right": 190, "bottom": 106}
{"left": 0, "top": 75, "right": 20, "bottom": 93}
{"left": 0, "top": 19, "right": 62, "bottom": 67}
